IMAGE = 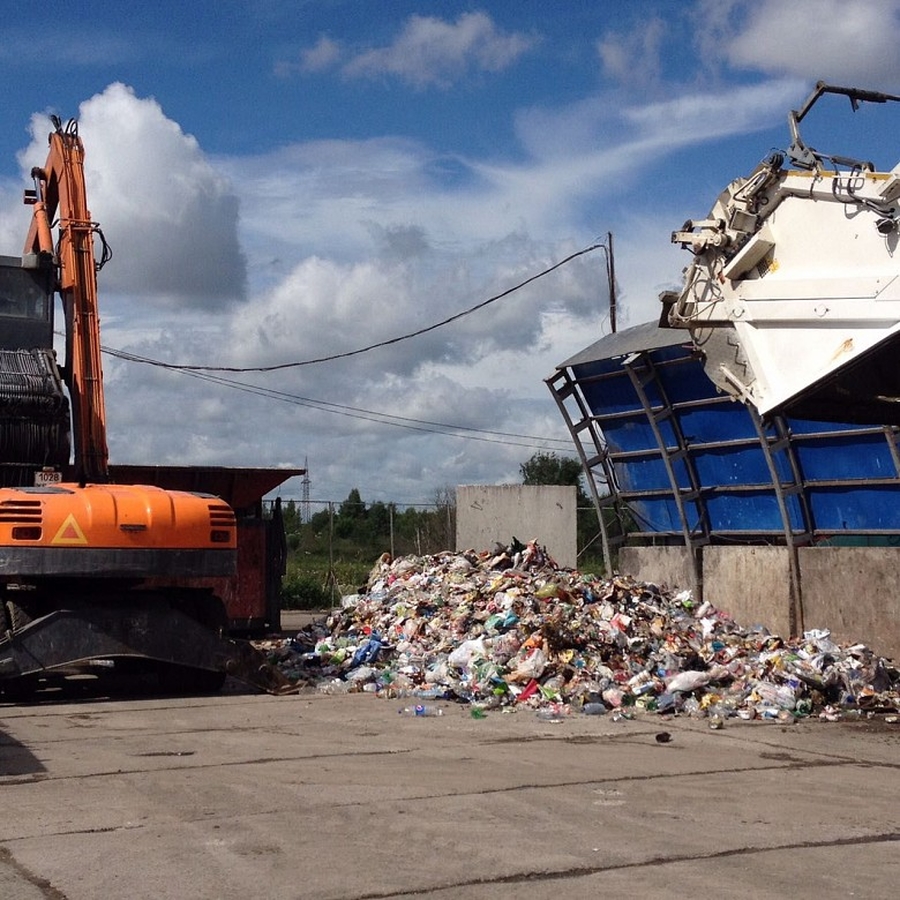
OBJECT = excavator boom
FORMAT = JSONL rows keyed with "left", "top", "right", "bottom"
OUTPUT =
{"left": 23, "top": 117, "right": 108, "bottom": 484}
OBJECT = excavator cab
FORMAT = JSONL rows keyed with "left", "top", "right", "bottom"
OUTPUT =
{"left": 0, "top": 255, "right": 70, "bottom": 487}
{"left": 0, "top": 253, "right": 54, "bottom": 346}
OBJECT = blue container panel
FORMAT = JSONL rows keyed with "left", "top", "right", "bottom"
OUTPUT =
{"left": 794, "top": 433, "right": 897, "bottom": 480}
{"left": 602, "top": 415, "right": 678, "bottom": 455}
{"left": 570, "top": 358, "right": 619, "bottom": 380}
{"left": 807, "top": 485, "right": 900, "bottom": 531}
{"left": 655, "top": 358, "right": 721, "bottom": 405}
{"left": 628, "top": 497, "right": 704, "bottom": 534}
{"left": 602, "top": 416, "right": 657, "bottom": 454}
{"left": 612, "top": 453, "right": 694, "bottom": 493}
{"left": 628, "top": 498, "right": 682, "bottom": 532}
{"left": 704, "top": 491, "right": 801, "bottom": 532}
{"left": 675, "top": 402, "right": 761, "bottom": 443}
{"left": 787, "top": 417, "right": 869, "bottom": 436}
{"left": 611, "top": 455, "right": 672, "bottom": 492}
{"left": 691, "top": 445, "right": 774, "bottom": 486}
{"left": 578, "top": 372, "right": 643, "bottom": 416}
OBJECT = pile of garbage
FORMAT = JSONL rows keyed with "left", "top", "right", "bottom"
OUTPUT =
{"left": 263, "top": 541, "right": 900, "bottom": 723}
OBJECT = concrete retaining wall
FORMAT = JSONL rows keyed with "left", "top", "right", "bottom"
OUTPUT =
{"left": 616, "top": 545, "right": 900, "bottom": 660}
{"left": 703, "top": 546, "right": 793, "bottom": 639}
{"left": 618, "top": 546, "right": 698, "bottom": 595}
{"left": 455, "top": 484, "right": 576, "bottom": 569}
{"left": 798, "top": 547, "right": 900, "bottom": 661}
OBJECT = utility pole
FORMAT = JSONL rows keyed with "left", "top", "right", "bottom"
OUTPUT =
{"left": 301, "top": 456, "right": 310, "bottom": 524}
{"left": 608, "top": 231, "right": 617, "bottom": 333}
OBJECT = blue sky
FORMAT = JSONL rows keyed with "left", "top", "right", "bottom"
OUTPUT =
{"left": 2, "top": 1, "right": 900, "bottom": 508}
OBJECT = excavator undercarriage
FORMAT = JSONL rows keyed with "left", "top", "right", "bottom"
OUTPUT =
{"left": 0, "top": 585, "right": 291, "bottom": 698}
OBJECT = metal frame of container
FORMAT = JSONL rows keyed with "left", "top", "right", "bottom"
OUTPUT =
{"left": 547, "top": 322, "right": 900, "bottom": 582}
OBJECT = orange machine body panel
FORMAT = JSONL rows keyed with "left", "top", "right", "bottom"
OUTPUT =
{"left": 109, "top": 466, "right": 303, "bottom": 632}
{"left": 0, "top": 482, "right": 236, "bottom": 579}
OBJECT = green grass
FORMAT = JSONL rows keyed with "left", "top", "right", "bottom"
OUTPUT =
{"left": 281, "top": 555, "right": 373, "bottom": 609}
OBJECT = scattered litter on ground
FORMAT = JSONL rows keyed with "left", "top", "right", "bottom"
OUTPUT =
{"left": 257, "top": 541, "right": 900, "bottom": 724}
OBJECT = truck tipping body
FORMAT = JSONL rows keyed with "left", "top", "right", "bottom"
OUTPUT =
{"left": 666, "top": 82, "right": 900, "bottom": 425}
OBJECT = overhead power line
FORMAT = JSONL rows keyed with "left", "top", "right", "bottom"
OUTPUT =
{"left": 93, "top": 243, "right": 602, "bottom": 451}
{"left": 154, "top": 363, "right": 574, "bottom": 451}
{"left": 124, "top": 241, "right": 605, "bottom": 373}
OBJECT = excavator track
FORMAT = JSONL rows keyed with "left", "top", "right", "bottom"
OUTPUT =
{"left": 0, "top": 588, "right": 296, "bottom": 697}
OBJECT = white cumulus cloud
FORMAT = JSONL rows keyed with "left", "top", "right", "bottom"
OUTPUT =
{"left": 18, "top": 83, "right": 246, "bottom": 310}
{"left": 289, "top": 11, "right": 537, "bottom": 89}
{"left": 728, "top": 0, "right": 900, "bottom": 85}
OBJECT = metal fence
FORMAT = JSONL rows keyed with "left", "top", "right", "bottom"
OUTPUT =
{"left": 264, "top": 498, "right": 457, "bottom": 558}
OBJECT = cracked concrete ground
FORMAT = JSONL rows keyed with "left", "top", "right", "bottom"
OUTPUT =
{"left": 0, "top": 615, "right": 898, "bottom": 900}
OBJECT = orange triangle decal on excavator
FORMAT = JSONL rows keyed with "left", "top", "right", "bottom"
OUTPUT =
{"left": 52, "top": 513, "right": 88, "bottom": 545}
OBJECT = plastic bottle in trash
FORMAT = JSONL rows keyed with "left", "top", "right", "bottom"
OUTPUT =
{"left": 655, "top": 692, "right": 679, "bottom": 713}
{"left": 399, "top": 705, "right": 444, "bottom": 717}
{"left": 317, "top": 678, "right": 350, "bottom": 695}
{"left": 413, "top": 686, "right": 445, "bottom": 700}
{"left": 536, "top": 702, "right": 568, "bottom": 722}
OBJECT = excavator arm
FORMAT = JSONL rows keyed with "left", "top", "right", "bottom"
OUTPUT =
{"left": 23, "top": 116, "right": 109, "bottom": 484}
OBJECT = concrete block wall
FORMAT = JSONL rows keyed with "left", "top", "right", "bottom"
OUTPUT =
{"left": 617, "top": 545, "right": 899, "bottom": 660}
{"left": 618, "top": 547, "right": 699, "bottom": 596}
{"left": 702, "top": 546, "right": 793, "bottom": 640}
{"left": 455, "top": 484, "right": 577, "bottom": 569}
{"left": 798, "top": 548, "right": 900, "bottom": 661}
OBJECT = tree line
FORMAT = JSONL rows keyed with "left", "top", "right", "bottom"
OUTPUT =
{"left": 282, "top": 485, "right": 457, "bottom": 560}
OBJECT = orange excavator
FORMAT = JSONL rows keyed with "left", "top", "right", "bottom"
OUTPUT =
{"left": 0, "top": 117, "right": 290, "bottom": 696}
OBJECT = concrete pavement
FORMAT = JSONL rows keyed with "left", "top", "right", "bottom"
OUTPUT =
{"left": 0, "top": 678, "right": 898, "bottom": 899}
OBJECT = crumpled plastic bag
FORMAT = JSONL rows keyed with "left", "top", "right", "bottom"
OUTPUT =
{"left": 666, "top": 670, "right": 712, "bottom": 693}
{"left": 508, "top": 647, "right": 547, "bottom": 683}
{"left": 350, "top": 633, "right": 383, "bottom": 669}
{"left": 448, "top": 637, "right": 488, "bottom": 671}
